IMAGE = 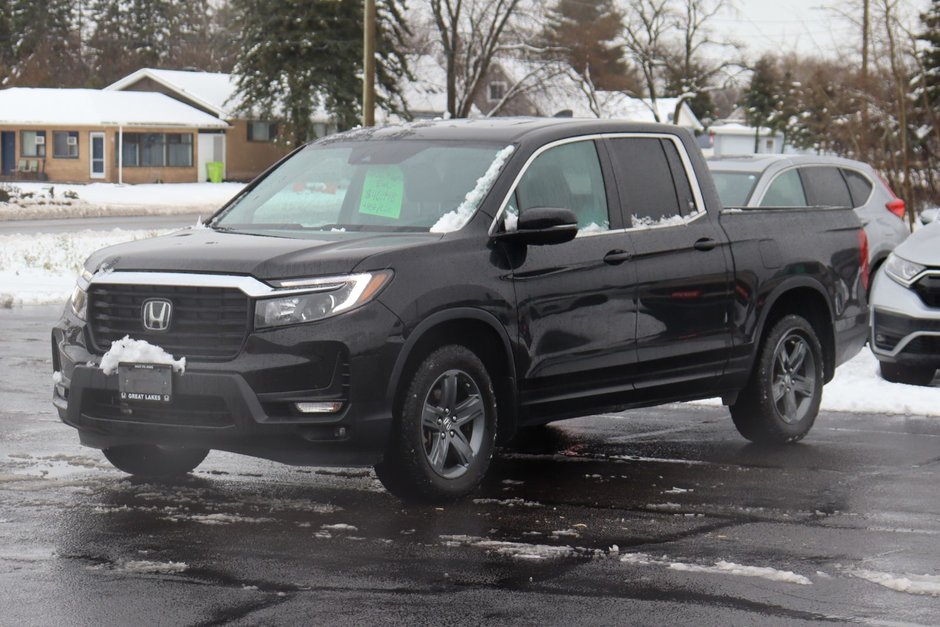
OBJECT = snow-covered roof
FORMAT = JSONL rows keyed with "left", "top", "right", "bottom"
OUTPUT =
{"left": 0, "top": 88, "right": 230, "bottom": 128}
{"left": 106, "top": 68, "right": 334, "bottom": 122}
{"left": 106, "top": 68, "right": 239, "bottom": 118}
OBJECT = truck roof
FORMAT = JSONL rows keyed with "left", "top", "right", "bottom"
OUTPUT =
{"left": 317, "top": 117, "right": 690, "bottom": 146}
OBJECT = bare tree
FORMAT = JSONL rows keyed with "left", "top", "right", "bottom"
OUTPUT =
{"left": 620, "top": 0, "right": 674, "bottom": 120}
{"left": 430, "top": 0, "right": 525, "bottom": 118}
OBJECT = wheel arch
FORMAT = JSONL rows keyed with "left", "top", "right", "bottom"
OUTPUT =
{"left": 387, "top": 308, "right": 518, "bottom": 441}
{"left": 754, "top": 279, "right": 836, "bottom": 382}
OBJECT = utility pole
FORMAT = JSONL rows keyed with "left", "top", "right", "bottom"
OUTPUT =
{"left": 362, "top": 0, "right": 376, "bottom": 127}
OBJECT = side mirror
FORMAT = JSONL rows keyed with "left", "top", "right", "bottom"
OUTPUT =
{"left": 920, "top": 208, "right": 938, "bottom": 225}
{"left": 494, "top": 207, "right": 578, "bottom": 246}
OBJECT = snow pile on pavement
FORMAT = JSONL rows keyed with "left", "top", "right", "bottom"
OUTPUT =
{"left": 668, "top": 560, "right": 812, "bottom": 585}
{"left": 0, "top": 228, "right": 168, "bottom": 306}
{"left": 99, "top": 336, "right": 186, "bottom": 376}
{"left": 691, "top": 350, "right": 940, "bottom": 417}
{"left": 440, "top": 535, "right": 580, "bottom": 560}
{"left": 430, "top": 145, "right": 515, "bottom": 233}
{"left": 849, "top": 569, "right": 940, "bottom": 596}
{"left": 0, "top": 182, "right": 244, "bottom": 221}
{"left": 620, "top": 553, "right": 812, "bottom": 585}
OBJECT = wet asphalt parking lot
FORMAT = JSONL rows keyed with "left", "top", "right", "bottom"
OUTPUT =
{"left": 1, "top": 305, "right": 939, "bottom": 626}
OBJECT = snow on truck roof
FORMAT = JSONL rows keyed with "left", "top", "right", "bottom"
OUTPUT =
{"left": 0, "top": 88, "right": 230, "bottom": 129}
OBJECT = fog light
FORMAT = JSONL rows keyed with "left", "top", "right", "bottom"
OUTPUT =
{"left": 294, "top": 401, "right": 344, "bottom": 414}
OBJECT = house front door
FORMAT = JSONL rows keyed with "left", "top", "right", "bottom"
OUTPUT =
{"left": 90, "top": 132, "right": 105, "bottom": 179}
{"left": 0, "top": 132, "right": 14, "bottom": 176}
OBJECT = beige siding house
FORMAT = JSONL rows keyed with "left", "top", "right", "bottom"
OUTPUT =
{"left": 0, "top": 88, "right": 229, "bottom": 184}
{"left": 107, "top": 69, "right": 336, "bottom": 181}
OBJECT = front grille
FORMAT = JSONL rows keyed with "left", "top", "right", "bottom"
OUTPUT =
{"left": 914, "top": 274, "right": 940, "bottom": 308}
{"left": 82, "top": 389, "right": 233, "bottom": 428}
{"left": 88, "top": 284, "right": 250, "bottom": 359}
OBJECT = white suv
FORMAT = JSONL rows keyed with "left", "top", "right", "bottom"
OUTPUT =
{"left": 869, "top": 220, "right": 940, "bottom": 386}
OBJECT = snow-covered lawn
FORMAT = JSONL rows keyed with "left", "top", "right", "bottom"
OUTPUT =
{"left": 1, "top": 227, "right": 937, "bottom": 417}
{"left": 0, "top": 182, "right": 245, "bottom": 220}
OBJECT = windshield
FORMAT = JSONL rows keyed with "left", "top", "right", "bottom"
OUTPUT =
{"left": 213, "top": 140, "right": 511, "bottom": 233}
{"left": 710, "top": 171, "right": 760, "bottom": 207}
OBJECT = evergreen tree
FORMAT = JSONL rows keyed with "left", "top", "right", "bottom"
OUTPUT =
{"left": 87, "top": 0, "right": 230, "bottom": 86}
{"left": 917, "top": 0, "right": 940, "bottom": 111}
{"left": 231, "top": 0, "right": 409, "bottom": 144}
{"left": 742, "top": 56, "right": 781, "bottom": 151}
{"left": 543, "top": 0, "right": 638, "bottom": 92}
{"left": 0, "top": 0, "right": 13, "bottom": 86}
{"left": 7, "top": 0, "right": 86, "bottom": 86}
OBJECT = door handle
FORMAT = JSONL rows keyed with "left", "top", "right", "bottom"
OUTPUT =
{"left": 604, "top": 250, "right": 632, "bottom": 265}
{"left": 693, "top": 237, "right": 718, "bottom": 251}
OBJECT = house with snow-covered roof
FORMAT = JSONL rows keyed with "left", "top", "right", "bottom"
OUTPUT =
{"left": 0, "top": 88, "right": 229, "bottom": 184}
{"left": 106, "top": 68, "right": 339, "bottom": 181}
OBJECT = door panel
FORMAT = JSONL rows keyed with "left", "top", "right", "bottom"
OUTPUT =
{"left": 508, "top": 140, "right": 638, "bottom": 411}
{"left": 604, "top": 137, "right": 733, "bottom": 393}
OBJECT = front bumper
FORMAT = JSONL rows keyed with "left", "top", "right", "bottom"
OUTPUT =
{"left": 870, "top": 271, "right": 940, "bottom": 367}
{"left": 52, "top": 302, "right": 405, "bottom": 466}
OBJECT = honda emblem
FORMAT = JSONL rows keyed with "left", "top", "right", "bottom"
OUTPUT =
{"left": 142, "top": 299, "right": 172, "bottom": 332}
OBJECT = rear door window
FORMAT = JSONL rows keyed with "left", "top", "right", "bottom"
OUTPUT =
{"left": 606, "top": 137, "right": 685, "bottom": 227}
{"left": 841, "top": 169, "right": 873, "bottom": 208}
{"left": 759, "top": 169, "right": 807, "bottom": 207}
{"left": 800, "top": 166, "right": 853, "bottom": 208}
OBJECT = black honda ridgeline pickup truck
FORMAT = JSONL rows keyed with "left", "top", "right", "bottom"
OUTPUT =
{"left": 52, "top": 119, "right": 869, "bottom": 502}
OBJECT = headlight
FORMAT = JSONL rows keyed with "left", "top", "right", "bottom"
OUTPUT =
{"left": 69, "top": 269, "right": 94, "bottom": 319}
{"left": 884, "top": 252, "right": 925, "bottom": 285}
{"left": 254, "top": 271, "right": 392, "bottom": 329}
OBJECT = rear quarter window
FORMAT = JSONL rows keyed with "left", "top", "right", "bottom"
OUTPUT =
{"left": 841, "top": 169, "right": 874, "bottom": 208}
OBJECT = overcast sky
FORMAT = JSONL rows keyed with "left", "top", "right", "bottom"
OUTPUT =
{"left": 723, "top": 0, "right": 930, "bottom": 58}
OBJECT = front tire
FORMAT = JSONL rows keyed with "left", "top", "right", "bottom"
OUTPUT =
{"left": 103, "top": 444, "right": 209, "bottom": 477}
{"left": 730, "top": 314, "right": 824, "bottom": 444}
{"left": 879, "top": 362, "right": 936, "bottom": 386}
{"left": 375, "top": 345, "right": 497, "bottom": 503}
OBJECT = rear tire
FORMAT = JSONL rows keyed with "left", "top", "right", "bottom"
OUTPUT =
{"left": 730, "top": 314, "right": 824, "bottom": 444}
{"left": 375, "top": 345, "right": 497, "bottom": 503}
{"left": 879, "top": 361, "right": 936, "bottom": 386}
{"left": 103, "top": 444, "right": 208, "bottom": 477}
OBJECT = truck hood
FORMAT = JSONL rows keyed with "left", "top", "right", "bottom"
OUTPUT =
{"left": 84, "top": 228, "right": 440, "bottom": 280}
{"left": 895, "top": 221, "right": 940, "bottom": 267}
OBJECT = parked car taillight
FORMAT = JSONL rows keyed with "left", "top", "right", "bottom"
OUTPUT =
{"left": 859, "top": 229, "right": 870, "bottom": 293}
{"left": 886, "top": 198, "right": 906, "bottom": 220}
{"left": 874, "top": 172, "right": 907, "bottom": 221}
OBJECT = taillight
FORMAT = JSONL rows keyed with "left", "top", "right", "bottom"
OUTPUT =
{"left": 874, "top": 171, "right": 907, "bottom": 221}
{"left": 858, "top": 230, "right": 870, "bottom": 293}
{"left": 886, "top": 198, "right": 906, "bottom": 219}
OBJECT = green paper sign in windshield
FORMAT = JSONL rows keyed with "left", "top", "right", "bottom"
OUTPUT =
{"left": 359, "top": 166, "right": 404, "bottom": 219}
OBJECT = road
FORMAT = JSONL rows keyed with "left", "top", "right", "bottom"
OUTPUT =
{"left": 2, "top": 305, "right": 939, "bottom": 626}
{"left": 0, "top": 213, "right": 204, "bottom": 234}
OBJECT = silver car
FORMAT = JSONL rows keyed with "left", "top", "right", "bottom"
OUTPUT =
{"left": 869, "top": 221, "right": 940, "bottom": 385}
{"left": 707, "top": 155, "right": 909, "bottom": 280}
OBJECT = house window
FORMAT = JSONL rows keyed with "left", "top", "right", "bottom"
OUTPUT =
{"left": 248, "top": 121, "right": 278, "bottom": 142}
{"left": 121, "top": 133, "right": 193, "bottom": 167}
{"left": 21, "top": 131, "right": 46, "bottom": 157}
{"left": 488, "top": 82, "right": 506, "bottom": 102}
{"left": 53, "top": 131, "right": 79, "bottom": 159}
